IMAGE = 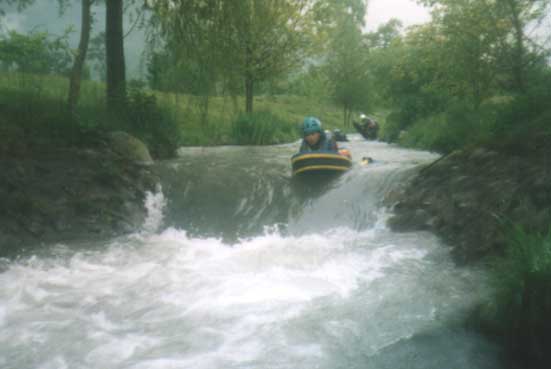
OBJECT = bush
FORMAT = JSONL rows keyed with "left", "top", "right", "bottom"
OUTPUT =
{"left": 0, "top": 86, "right": 78, "bottom": 148}
{"left": 485, "top": 226, "right": 551, "bottom": 367}
{"left": 482, "top": 82, "right": 551, "bottom": 156}
{"left": 122, "top": 87, "right": 183, "bottom": 158}
{"left": 380, "top": 111, "right": 406, "bottom": 142}
{"left": 230, "top": 111, "right": 297, "bottom": 145}
{"left": 0, "top": 75, "right": 183, "bottom": 158}
{"left": 395, "top": 100, "right": 501, "bottom": 153}
{"left": 0, "top": 30, "right": 72, "bottom": 76}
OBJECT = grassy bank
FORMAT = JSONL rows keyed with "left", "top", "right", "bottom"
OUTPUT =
{"left": 0, "top": 73, "right": 348, "bottom": 157}
{"left": 377, "top": 65, "right": 551, "bottom": 155}
{"left": 474, "top": 226, "right": 551, "bottom": 368}
{"left": 379, "top": 94, "right": 551, "bottom": 155}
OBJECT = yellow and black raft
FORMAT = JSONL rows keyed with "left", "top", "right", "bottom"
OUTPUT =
{"left": 291, "top": 150, "right": 352, "bottom": 176}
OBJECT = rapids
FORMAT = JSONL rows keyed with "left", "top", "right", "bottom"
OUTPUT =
{"left": 0, "top": 136, "right": 513, "bottom": 369}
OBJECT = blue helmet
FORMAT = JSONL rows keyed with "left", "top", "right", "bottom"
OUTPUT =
{"left": 302, "top": 116, "right": 322, "bottom": 136}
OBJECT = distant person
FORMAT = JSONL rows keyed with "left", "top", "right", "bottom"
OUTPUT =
{"left": 353, "top": 114, "right": 379, "bottom": 140}
{"left": 361, "top": 156, "right": 374, "bottom": 165}
{"left": 333, "top": 129, "right": 349, "bottom": 142}
{"left": 299, "top": 117, "right": 338, "bottom": 153}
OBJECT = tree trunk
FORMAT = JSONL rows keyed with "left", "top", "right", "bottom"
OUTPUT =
{"left": 68, "top": 0, "right": 92, "bottom": 113}
{"left": 106, "top": 0, "right": 126, "bottom": 112}
{"left": 200, "top": 94, "right": 210, "bottom": 126}
{"left": 244, "top": 40, "right": 254, "bottom": 114}
{"left": 506, "top": 0, "right": 525, "bottom": 92}
{"left": 343, "top": 105, "right": 351, "bottom": 127}
{"left": 245, "top": 73, "right": 254, "bottom": 113}
{"left": 343, "top": 105, "right": 346, "bottom": 127}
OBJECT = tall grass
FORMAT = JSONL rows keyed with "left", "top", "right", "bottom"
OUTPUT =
{"left": 230, "top": 111, "right": 297, "bottom": 145}
{"left": 0, "top": 73, "right": 183, "bottom": 158}
{"left": 155, "top": 93, "right": 350, "bottom": 146}
{"left": 1, "top": 73, "right": 348, "bottom": 152}
{"left": 380, "top": 83, "right": 551, "bottom": 154}
{"left": 482, "top": 225, "right": 551, "bottom": 367}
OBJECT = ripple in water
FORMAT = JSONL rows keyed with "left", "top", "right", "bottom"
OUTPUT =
{"left": 0, "top": 141, "right": 506, "bottom": 369}
{"left": 0, "top": 220, "right": 494, "bottom": 369}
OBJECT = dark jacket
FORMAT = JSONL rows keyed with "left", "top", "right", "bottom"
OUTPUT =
{"left": 353, "top": 119, "right": 379, "bottom": 140}
{"left": 299, "top": 131, "right": 338, "bottom": 153}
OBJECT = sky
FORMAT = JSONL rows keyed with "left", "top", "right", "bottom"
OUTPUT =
{"left": 366, "top": 0, "right": 431, "bottom": 31}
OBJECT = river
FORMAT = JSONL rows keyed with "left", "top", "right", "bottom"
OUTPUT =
{"left": 0, "top": 136, "right": 513, "bottom": 369}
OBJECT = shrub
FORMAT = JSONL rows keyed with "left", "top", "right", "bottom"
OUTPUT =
{"left": 487, "top": 226, "right": 551, "bottom": 367}
{"left": 0, "top": 76, "right": 183, "bottom": 158}
{"left": 380, "top": 111, "right": 406, "bottom": 142}
{"left": 396, "top": 100, "right": 501, "bottom": 153}
{"left": 230, "top": 111, "right": 296, "bottom": 145}
{"left": 483, "top": 84, "right": 551, "bottom": 156}
{"left": 122, "top": 87, "right": 183, "bottom": 158}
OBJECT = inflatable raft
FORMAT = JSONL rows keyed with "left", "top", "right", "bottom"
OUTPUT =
{"left": 291, "top": 150, "right": 352, "bottom": 176}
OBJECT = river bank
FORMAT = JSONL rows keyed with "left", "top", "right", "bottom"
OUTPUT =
{"left": 0, "top": 132, "right": 159, "bottom": 257}
{"left": 387, "top": 139, "right": 550, "bottom": 264}
{"left": 386, "top": 136, "right": 551, "bottom": 368}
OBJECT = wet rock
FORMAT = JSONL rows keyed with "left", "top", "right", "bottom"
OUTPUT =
{"left": 388, "top": 146, "right": 551, "bottom": 264}
{"left": 0, "top": 133, "right": 159, "bottom": 257}
{"left": 107, "top": 131, "right": 154, "bottom": 165}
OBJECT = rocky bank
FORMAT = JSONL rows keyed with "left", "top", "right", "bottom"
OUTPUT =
{"left": 387, "top": 140, "right": 551, "bottom": 264}
{"left": 0, "top": 132, "right": 159, "bottom": 257}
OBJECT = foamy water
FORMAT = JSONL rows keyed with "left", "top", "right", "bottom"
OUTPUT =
{"left": 0, "top": 223, "right": 488, "bottom": 368}
{"left": 0, "top": 139, "right": 505, "bottom": 369}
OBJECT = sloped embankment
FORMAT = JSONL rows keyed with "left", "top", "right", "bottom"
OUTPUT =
{"left": 0, "top": 132, "right": 159, "bottom": 257}
{"left": 387, "top": 144, "right": 550, "bottom": 264}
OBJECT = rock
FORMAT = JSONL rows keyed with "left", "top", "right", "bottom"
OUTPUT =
{"left": 388, "top": 145, "right": 551, "bottom": 264}
{"left": 0, "top": 146, "right": 158, "bottom": 258}
{"left": 107, "top": 131, "right": 154, "bottom": 165}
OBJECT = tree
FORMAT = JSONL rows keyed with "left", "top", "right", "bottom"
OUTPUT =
{"left": 87, "top": 31, "right": 105, "bottom": 81}
{"left": 148, "top": 0, "right": 229, "bottom": 124}
{"left": 227, "top": 0, "right": 313, "bottom": 112}
{"left": 0, "top": 30, "right": 72, "bottom": 74}
{"left": 436, "top": 0, "right": 507, "bottom": 107}
{"left": 365, "top": 19, "right": 403, "bottom": 49}
{"left": 0, "top": 0, "right": 35, "bottom": 15}
{"left": 105, "top": 0, "right": 126, "bottom": 112}
{"left": 364, "top": 19, "right": 403, "bottom": 108}
{"left": 152, "top": 0, "right": 315, "bottom": 113}
{"left": 323, "top": 0, "right": 370, "bottom": 126}
{"left": 68, "top": 0, "right": 93, "bottom": 112}
{"left": 495, "top": 0, "right": 550, "bottom": 92}
{"left": 419, "top": 0, "right": 551, "bottom": 94}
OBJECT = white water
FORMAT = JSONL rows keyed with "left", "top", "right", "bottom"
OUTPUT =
{"left": 0, "top": 220, "right": 489, "bottom": 368}
{"left": 0, "top": 139, "right": 504, "bottom": 369}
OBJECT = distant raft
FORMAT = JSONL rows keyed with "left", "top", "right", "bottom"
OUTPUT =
{"left": 291, "top": 150, "right": 352, "bottom": 176}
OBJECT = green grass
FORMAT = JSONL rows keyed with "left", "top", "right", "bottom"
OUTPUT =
{"left": 153, "top": 92, "right": 352, "bottom": 146}
{"left": 230, "top": 110, "right": 297, "bottom": 145}
{"left": 476, "top": 225, "right": 551, "bottom": 367}
{"left": 0, "top": 72, "right": 181, "bottom": 158}
{"left": 378, "top": 84, "right": 551, "bottom": 155}
{"left": 0, "top": 72, "right": 349, "bottom": 152}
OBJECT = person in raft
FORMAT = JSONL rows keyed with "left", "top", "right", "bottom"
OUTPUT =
{"left": 299, "top": 116, "right": 339, "bottom": 153}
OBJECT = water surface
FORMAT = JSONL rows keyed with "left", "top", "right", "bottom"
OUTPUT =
{"left": 0, "top": 136, "right": 511, "bottom": 368}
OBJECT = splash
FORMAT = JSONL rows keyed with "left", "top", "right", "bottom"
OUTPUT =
{"left": 0, "top": 223, "right": 493, "bottom": 369}
{"left": 142, "top": 184, "right": 167, "bottom": 234}
{"left": 0, "top": 142, "right": 501, "bottom": 369}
